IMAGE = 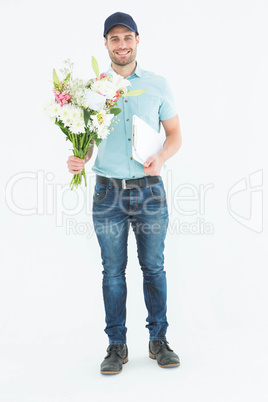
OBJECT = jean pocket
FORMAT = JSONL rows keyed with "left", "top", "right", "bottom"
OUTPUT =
{"left": 93, "top": 183, "right": 109, "bottom": 204}
{"left": 149, "top": 181, "right": 166, "bottom": 201}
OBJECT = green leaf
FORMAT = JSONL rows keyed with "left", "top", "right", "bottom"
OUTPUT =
{"left": 83, "top": 109, "right": 91, "bottom": 127}
{"left": 121, "top": 89, "right": 147, "bottom": 97}
{"left": 95, "top": 137, "right": 102, "bottom": 146}
{"left": 64, "top": 72, "right": 71, "bottom": 82}
{"left": 85, "top": 78, "right": 94, "bottom": 88}
{"left": 109, "top": 108, "right": 122, "bottom": 116}
{"left": 91, "top": 56, "right": 100, "bottom": 80}
{"left": 53, "top": 69, "right": 60, "bottom": 86}
{"left": 55, "top": 119, "right": 72, "bottom": 141}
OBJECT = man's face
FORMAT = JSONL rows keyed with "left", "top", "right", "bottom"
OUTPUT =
{"left": 104, "top": 25, "right": 140, "bottom": 66}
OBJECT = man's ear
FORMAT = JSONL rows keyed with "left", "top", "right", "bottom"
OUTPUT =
{"left": 136, "top": 35, "right": 140, "bottom": 46}
{"left": 104, "top": 37, "right": 107, "bottom": 49}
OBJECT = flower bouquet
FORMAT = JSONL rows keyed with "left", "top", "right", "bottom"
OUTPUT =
{"left": 43, "top": 57, "right": 146, "bottom": 190}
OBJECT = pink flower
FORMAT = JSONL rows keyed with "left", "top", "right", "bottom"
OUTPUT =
{"left": 53, "top": 89, "right": 61, "bottom": 96}
{"left": 53, "top": 89, "right": 72, "bottom": 106}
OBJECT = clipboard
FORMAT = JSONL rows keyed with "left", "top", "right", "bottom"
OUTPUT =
{"left": 132, "top": 115, "right": 166, "bottom": 165}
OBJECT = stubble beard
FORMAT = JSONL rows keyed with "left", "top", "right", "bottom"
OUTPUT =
{"left": 108, "top": 48, "right": 137, "bottom": 66}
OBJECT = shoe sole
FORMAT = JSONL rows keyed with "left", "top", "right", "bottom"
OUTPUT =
{"left": 100, "top": 356, "right": 128, "bottom": 374}
{"left": 149, "top": 351, "right": 180, "bottom": 368}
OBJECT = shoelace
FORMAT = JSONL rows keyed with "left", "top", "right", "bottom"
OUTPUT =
{"left": 106, "top": 344, "right": 125, "bottom": 357}
{"left": 156, "top": 340, "right": 174, "bottom": 352}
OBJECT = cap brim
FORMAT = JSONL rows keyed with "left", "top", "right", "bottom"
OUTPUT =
{"left": 104, "top": 23, "right": 138, "bottom": 36}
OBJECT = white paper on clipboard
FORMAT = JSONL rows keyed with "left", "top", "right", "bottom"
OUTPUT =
{"left": 132, "top": 115, "right": 166, "bottom": 165}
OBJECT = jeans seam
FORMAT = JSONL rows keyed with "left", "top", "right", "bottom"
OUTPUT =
{"left": 146, "top": 282, "right": 155, "bottom": 339}
{"left": 93, "top": 186, "right": 109, "bottom": 204}
{"left": 129, "top": 188, "right": 138, "bottom": 213}
{"left": 149, "top": 183, "right": 166, "bottom": 202}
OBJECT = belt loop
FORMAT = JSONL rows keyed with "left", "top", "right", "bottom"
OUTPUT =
{"left": 108, "top": 178, "right": 113, "bottom": 188}
{"left": 144, "top": 176, "right": 150, "bottom": 188}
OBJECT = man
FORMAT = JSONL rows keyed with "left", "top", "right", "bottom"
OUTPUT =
{"left": 67, "top": 12, "right": 182, "bottom": 374}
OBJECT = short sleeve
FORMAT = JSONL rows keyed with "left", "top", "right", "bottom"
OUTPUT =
{"left": 159, "top": 79, "right": 177, "bottom": 121}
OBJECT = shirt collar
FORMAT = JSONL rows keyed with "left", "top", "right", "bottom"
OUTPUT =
{"left": 131, "top": 63, "right": 142, "bottom": 78}
{"left": 106, "top": 62, "right": 142, "bottom": 79}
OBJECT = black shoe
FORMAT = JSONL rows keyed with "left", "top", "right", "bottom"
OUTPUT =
{"left": 100, "top": 344, "right": 128, "bottom": 375}
{"left": 149, "top": 340, "right": 180, "bottom": 368}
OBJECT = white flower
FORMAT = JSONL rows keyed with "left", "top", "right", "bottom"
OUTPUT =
{"left": 45, "top": 101, "right": 61, "bottom": 119}
{"left": 59, "top": 103, "right": 72, "bottom": 125}
{"left": 68, "top": 78, "right": 87, "bottom": 106}
{"left": 42, "top": 102, "right": 51, "bottom": 114}
{"left": 91, "top": 80, "right": 116, "bottom": 99}
{"left": 87, "top": 121, "right": 95, "bottom": 131}
{"left": 42, "top": 102, "right": 54, "bottom": 121}
{"left": 91, "top": 110, "right": 114, "bottom": 139}
{"left": 70, "top": 118, "right": 85, "bottom": 134}
{"left": 68, "top": 105, "right": 83, "bottom": 121}
{"left": 91, "top": 73, "right": 130, "bottom": 100}
{"left": 110, "top": 71, "right": 130, "bottom": 92}
{"left": 91, "top": 110, "right": 114, "bottom": 129}
{"left": 81, "top": 100, "right": 89, "bottom": 109}
{"left": 97, "top": 127, "right": 110, "bottom": 139}
{"left": 56, "top": 104, "right": 85, "bottom": 132}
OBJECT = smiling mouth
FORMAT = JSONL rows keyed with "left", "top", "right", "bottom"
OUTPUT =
{"left": 115, "top": 51, "right": 130, "bottom": 56}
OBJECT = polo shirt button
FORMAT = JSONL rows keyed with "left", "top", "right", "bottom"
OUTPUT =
{"left": 130, "top": 157, "right": 133, "bottom": 160}
{"left": 126, "top": 119, "right": 129, "bottom": 122}
{"left": 125, "top": 100, "right": 128, "bottom": 103}
{"left": 128, "top": 138, "right": 131, "bottom": 141}
{"left": 132, "top": 176, "right": 135, "bottom": 178}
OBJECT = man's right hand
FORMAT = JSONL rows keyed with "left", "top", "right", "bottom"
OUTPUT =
{"left": 67, "top": 156, "right": 85, "bottom": 174}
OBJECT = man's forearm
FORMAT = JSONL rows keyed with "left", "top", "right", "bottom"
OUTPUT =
{"left": 159, "top": 114, "right": 182, "bottom": 163}
{"left": 159, "top": 131, "right": 182, "bottom": 163}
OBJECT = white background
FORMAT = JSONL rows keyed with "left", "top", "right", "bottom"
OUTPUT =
{"left": 1, "top": 0, "right": 268, "bottom": 401}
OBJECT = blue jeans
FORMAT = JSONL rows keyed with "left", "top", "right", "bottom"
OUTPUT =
{"left": 92, "top": 176, "right": 169, "bottom": 345}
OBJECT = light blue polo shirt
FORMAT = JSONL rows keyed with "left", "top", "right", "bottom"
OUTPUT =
{"left": 92, "top": 63, "right": 177, "bottom": 179}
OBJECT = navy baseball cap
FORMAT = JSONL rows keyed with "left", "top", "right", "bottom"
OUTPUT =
{"left": 104, "top": 12, "right": 139, "bottom": 37}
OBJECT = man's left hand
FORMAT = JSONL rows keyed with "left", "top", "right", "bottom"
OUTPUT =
{"left": 143, "top": 153, "right": 164, "bottom": 176}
